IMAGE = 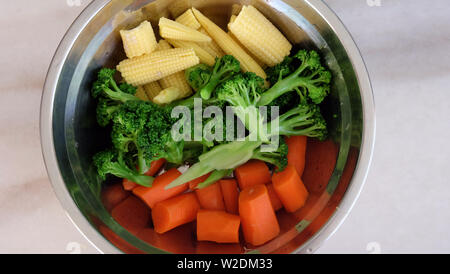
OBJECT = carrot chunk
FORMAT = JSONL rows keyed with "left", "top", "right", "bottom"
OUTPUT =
{"left": 132, "top": 168, "right": 187, "bottom": 208}
{"left": 272, "top": 165, "right": 309, "bottom": 212}
{"left": 266, "top": 184, "right": 283, "bottom": 211}
{"left": 219, "top": 179, "right": 239, "bottom": 214}
{"left": 152, "top": 193, "right": 200, "bottom": 234}
{"left": 195, "top": 182, "right": 226, "bottom": 210}
{"left": 123, "top": 159, "right": 166, "bottom": 191}
{"left": 286, "top": 136, "right": 307, "bottom": 177}
{"left": 111, "top": 196, "right": 151, "bottom": 235}
{"left": 239, "top": 184, "right": 280, "bottom": 246}
{"left": 197, "top": 210, "right": 241, "bottom": 243}
{"left": 235, "top": 160, "right": 271, "bottom": 190}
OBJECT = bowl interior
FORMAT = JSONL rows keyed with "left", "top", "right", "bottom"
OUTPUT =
{"left": 48, "top": 0, "right": 366, "bottom": 254}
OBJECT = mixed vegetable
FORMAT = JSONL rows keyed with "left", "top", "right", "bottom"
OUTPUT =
{"left": 92, "top": 5, "right": 332, "bottom": 250}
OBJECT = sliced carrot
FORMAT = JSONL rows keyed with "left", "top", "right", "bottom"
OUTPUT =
{"left": 235, "top": 160, "right": 271, "bottom": 190}
{"left": 195, "top": 182, "right": 226, "bottom": 210}
{"left": 239, "top": 184, "right": 280, "bottom": 246}
{"left": 188, "top": 173, "right": 211, "bottom": 190}
{"left": 196, "top": 210, "right": 241, "bottom": 243}
{"left": 152, "top": 192, "right": 200, "bottom": 234}
{"left": 123, "top": 159, "right": 166, "bottom": 191}
{"left": 266, "top": 184, "right": 283, "bottom": 211}
{"left": 219, "top": 179, "right": 239, "bottom": 214}
{"left": 272, "top": 165, "right": 309, "bottom": 213}
{"left": 111, "top": 196, "right": 151, "bottom": 235}
{"left": 101, "top": 183, "right": 130, "bottom": 212}
{"left": 286, "top": 136, "right": 307, "bottom": 177}
{"left": 132, "top": 168, "right": 187, "bottom": 209}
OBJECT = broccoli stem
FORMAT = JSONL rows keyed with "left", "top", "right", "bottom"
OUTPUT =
{"left": 108, "top": 163, "right": 154, "bottom": 187}
{"left": 137, "top": 149, "right": 149, "bottom": 175}
{"left": 196, "top": 169, "right": 233, "bottom": 189}
{"left": 104, "top": 86, "right": 139, "bottom": 103}
{"left": 257, "top": 64, "right": 309, "bottom": 106}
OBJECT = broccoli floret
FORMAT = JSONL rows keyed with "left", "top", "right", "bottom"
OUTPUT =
{"left": 265, "top": 55, "right": 294, "bottom": 85}
{"left": 93, "top": 149, "right": 153, "bottom": 187}
{"left": 199, "top": 55, "right": 241, "bottom": 100}
{"left": 251, "top": 137, "right": 289, "bottom": 171}
{"left": 267, "top": 91, "right": 300, "bottom": 118}
{"left": 91, "top": 68, "right": 139, "bottom": 103}
{"left": 269, "top": 103, "right": 328, "bottom": 141}
{"left": 258, "top": 50, "right": 331, "bottom": 106}
{"left": 185, "top": 64, "right": 213, "bottom": 91}
{"left": 96, "top": 97, "right": 122, "bottom": 127}
{"left": 216, "top": 72, "right": 267, "bottom": 140}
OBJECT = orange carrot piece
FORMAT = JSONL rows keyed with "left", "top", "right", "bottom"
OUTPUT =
{"left": 219, "top": 179, "right": 239, "bottom": 214}
{"left": 272, "top": 165, "right": 309, "bottom": 213}
{"left": 235, "top": 160, "right": 271, "bottom": 190}
{"left": 122, "top": 159, "right": 166, "bottom": 191}
{"left": 196, "top": 210, "right": 241, "bottom": 243}
{"left": 286, "top": 136, "right": 307, "bottom": 177}
{"left": 152, "top": 192, "right": 200, "bottom": 234}
{"left": 267, "top": 184, "right": 283, "bottom": 211}
{"left": 239, "top": 184, "right": 280, "bottom": 246}
{"left": 111, "top": 196, "right": 151, "bottom": 235}
{"left": 188, "top": 173, "right": 211, "bottom": 190}
{"left": 101, "top": 183, "right": 130, "bottom": 212}
{"left": 195, "top": 182, "right": 226, "bottom": 210}
{"left": 133, "top": 168, "right": 187, "bottom": 208}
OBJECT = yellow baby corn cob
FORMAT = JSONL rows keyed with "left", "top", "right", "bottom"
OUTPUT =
{"left": 198, "top": 28, "right": 224, "bottom": 58}
{"left": 176, "top": 9, "right": 201, "bottom": 30}
{"left": 119, "top": 21, "right": 158, "bottom": 59}
{"left": 159, "top": 17, "right": 212, "bottom": 43}
{"left": 135, "top": 86, "right": 150, "bottom": 101}
{"left": 153, "top": 87, "right": 183, "bottom": 105}
{"left": 174, "top": 15, "right": 223, "bottom": 58}
{"left": 228, "top": 5, "right": 292, "bottom": 67}
{"left": 142, "top": 81, "right": 162, "bottom": 101}
{"left": 157, "top": 40, "right": 193, "bottom": 98}
{"left": 231, "top": 3, "right": 243, "bottom": 16}
{"left": 228, "top": 31, "right": 266, "bottom": 68}
{"left": 229, "top": 14, "right": 237, "bottom": 25}
{"left": 157, "top": 39, "right": 172, "bottom": 50}
{"left": 116, "top": 48, "right": 199, "bottom": 86}
{"left": 191, "top": 8, "right": 266, "bottom": 79}
{"left": 167, "top": 39, "right": 216, "bottom": 66}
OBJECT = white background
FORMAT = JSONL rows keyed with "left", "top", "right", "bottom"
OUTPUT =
{"left": 0, "top": 0, "right": 449, "bottom": 253}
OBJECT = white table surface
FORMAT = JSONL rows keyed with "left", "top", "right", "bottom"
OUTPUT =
{"left": 1, "top": 0, "right": 449, "bottom": 254}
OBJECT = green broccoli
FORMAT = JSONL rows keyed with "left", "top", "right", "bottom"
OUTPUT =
{"left": 258, "top": 50, "right": 331, "bottom": 106}
{"left": 251, "top": 137, "right": 289, "bottom": 171}
{"left": 268, "top": 103, "right": 328, "bottom": 141}
{"left": 91, "top": 68, "right": 139, "bottom": 103}
{"left": 185, "top": 64, "right": 212, "bottom": 91}
{"left": 93, "top": 149, "right": 154, "bottom": 187}
{"left": 198, "top": 55, "right": 241, "bottom": 100}
{"left": 215, "top": 72, "right": 267, "bottom": 140}
{"left": 96, "top": 97, "right": 122, "bottom": 127}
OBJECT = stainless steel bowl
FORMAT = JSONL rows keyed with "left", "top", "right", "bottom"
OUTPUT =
{"left": 41, "top": 0, "right": 375, "bottom": 254}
